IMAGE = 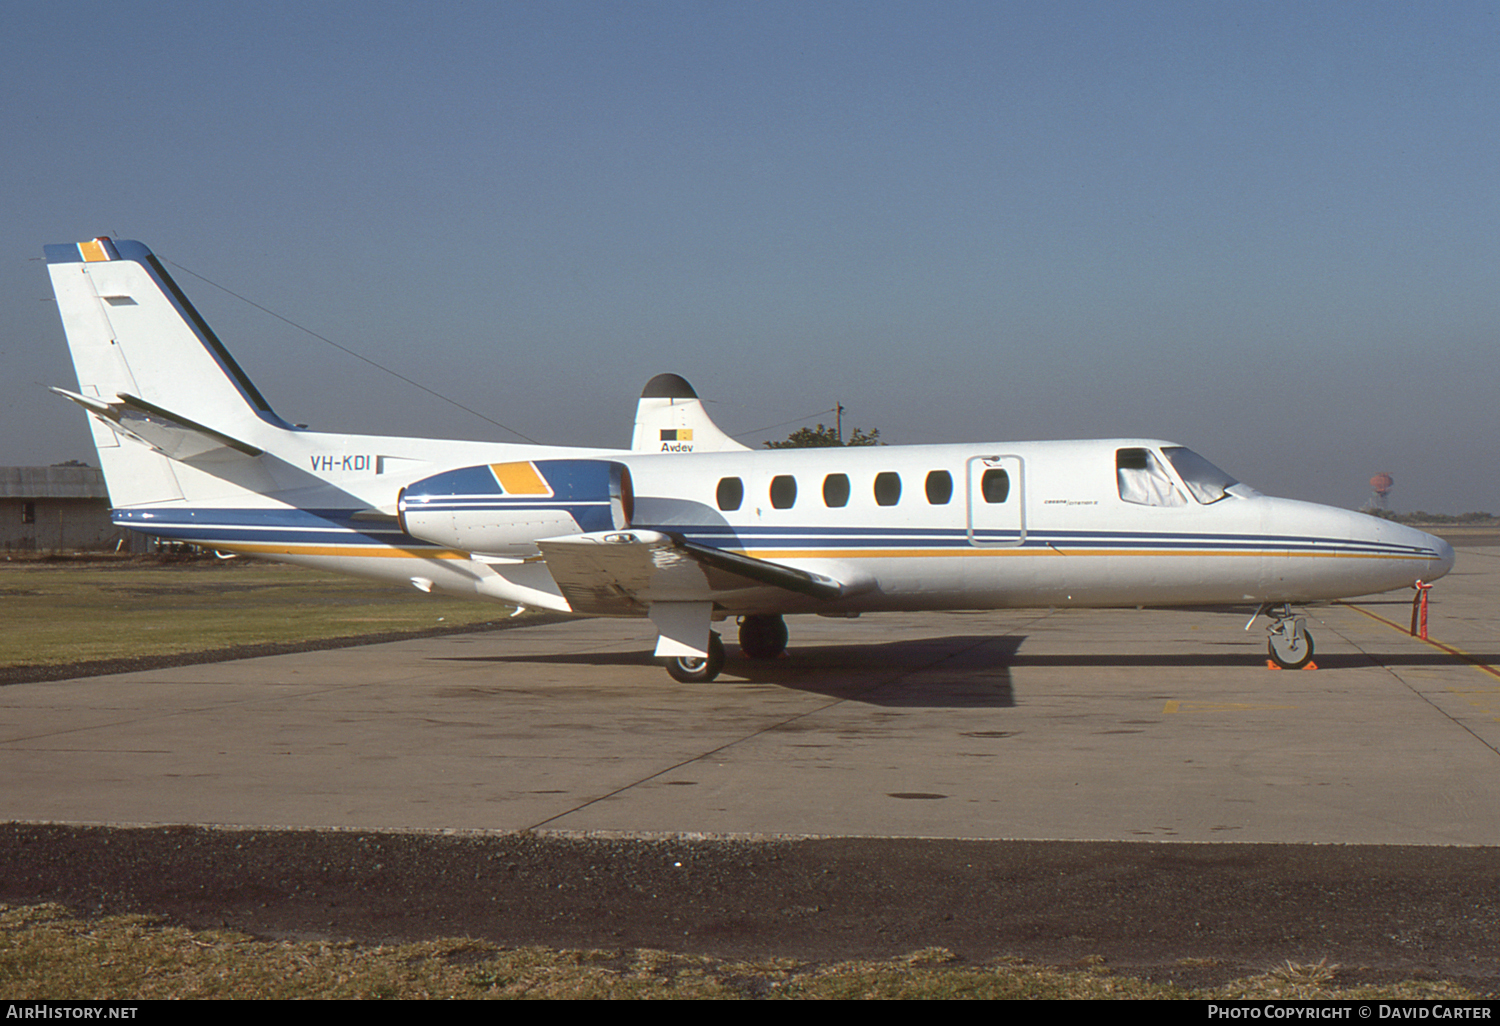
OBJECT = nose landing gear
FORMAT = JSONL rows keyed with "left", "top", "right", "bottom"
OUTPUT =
{"left": 1261, "top": 605, "right": 1315, "bottom": 669}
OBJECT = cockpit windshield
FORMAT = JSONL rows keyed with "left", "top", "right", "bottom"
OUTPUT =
{"left": 1161, "top": 447, "right": 1238, "bottom": 505}
{"left": 1116, "top": 448, "right": 1186, "bottom": 507}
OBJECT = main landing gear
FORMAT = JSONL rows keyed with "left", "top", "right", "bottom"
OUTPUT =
{"left": 665, "top": 631, "right": 725, "bottom": 683}
{"left": 1262, "top": 605, "right": 1315, "bottom": 669}
{"left": 661, "top": 614, "right": 789, "bottom": 683}
{"left": 738, "top": 614, "right": 789, "bottom": 660}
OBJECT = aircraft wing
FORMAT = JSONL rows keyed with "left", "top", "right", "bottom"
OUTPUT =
{"left": 536, "top": 530, "right": 847, "bottom": 616}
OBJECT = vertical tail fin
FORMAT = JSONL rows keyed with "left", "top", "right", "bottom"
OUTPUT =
{"left": 630, "top": 373, "right": 748, "bottom": 454}
{"left": 45, "top": 238, "right": 286, "bottom": 507}
{"left": 46, "top": 239, "right": 285, "bottom": 428}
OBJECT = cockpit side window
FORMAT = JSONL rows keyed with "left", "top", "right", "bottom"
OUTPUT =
{"left": 1161, "top": 447, "right": 1239, "bottom": 504}
{"left": 1116, "top": 448, "right": 1186, "bottom": 507}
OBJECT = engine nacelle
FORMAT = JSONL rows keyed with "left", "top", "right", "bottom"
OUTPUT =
{"left": 397, "top": 459, "right": 633, "bottom": 557}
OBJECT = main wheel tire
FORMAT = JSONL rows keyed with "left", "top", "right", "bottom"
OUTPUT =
{"left": 738, "top": 614, "right": 789, "bottom": 660}
{"left": 665, "top": 631, "right": 725, "bottom": 683}
{"left": 1268, "top": 627, "right": 1315, "bottom": 669}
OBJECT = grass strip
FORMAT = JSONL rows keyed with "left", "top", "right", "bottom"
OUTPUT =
{"left": 0, "top": 903, "right": 1479, "bottom": 1000}
{"left": 0, "top": 559, "right": 544, "bottom": 677}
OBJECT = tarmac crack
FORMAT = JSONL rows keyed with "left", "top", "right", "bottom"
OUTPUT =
{"left": 1321, "top": 606, "right": 1500, "bottom": 761}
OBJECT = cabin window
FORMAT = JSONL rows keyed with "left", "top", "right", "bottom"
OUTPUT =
{"left": 874, "top": 472, "right": 902, "bottom": 506}
{"left": 716, "top": 477, "right": 743, "bottom": 511}
{"left": 980, "top": 468, "right": 1010, "bottom": 504}
{"left": 823, "top": 473, "right": 850, "bottom": 508}
{"left": 770, "top": 475, "right": 797, "bottom": 509}
{"left": 1162, "top": 446, "right": 1238, "bottom": 504}
{"left": 1117, "top": 448, "right": 1186, "bottom": 507}
{"left": 21, "top": 501, "right": 36, "bottom": 524}
{"left": 925, "top": 470, "right": 953, "bottom": 505}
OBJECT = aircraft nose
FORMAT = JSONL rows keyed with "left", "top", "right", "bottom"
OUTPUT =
{"left": 1345, "top": 510, "right": 1456, "bottom": 595}
{"left": 1425, "top": 532, "right": 1455, "bottom": 582}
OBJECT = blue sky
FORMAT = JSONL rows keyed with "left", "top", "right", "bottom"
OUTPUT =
{"left": 4, "top": 1, "right": 1495, "bottom": 512}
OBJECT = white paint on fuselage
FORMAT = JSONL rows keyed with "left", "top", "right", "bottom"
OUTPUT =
{"left": 616, "top": 439, "right": 1453, "bottom": 613}
{"left": 131, "top": 431, "right": 1453, "bottom": 618}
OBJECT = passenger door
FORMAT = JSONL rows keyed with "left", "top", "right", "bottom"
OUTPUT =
{"left": 965, "top": 455, "right": 1025, "bottom": 547}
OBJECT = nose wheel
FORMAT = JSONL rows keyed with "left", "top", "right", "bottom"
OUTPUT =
{"left": 1266, "top": 609, "right": 1315, "bottom": 669}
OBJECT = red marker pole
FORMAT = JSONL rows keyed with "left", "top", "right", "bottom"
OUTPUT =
{"left": 1410, "top": 581, "right": 1433, "bottom": 640}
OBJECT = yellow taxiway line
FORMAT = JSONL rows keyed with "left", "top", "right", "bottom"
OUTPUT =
{"left": 1337, "top": 599, "right": 1500, "bottom": 683}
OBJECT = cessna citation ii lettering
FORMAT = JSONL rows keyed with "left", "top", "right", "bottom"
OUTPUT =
{"left": 46, "top": 239, "right": 1454, "bottom": 682}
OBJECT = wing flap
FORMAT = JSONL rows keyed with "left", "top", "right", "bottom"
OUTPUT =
{"left": 537, "top": 530, "right": 701, "bottom": 615}
{"left": 675, "top": 539, "right": 844, "bottom": 600}
{"left": 536, "top": 530, "right": 851, "bottom": 615}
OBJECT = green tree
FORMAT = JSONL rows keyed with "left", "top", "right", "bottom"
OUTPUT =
{"left": 765, "top": 424, "right": 882, "bottom": 448}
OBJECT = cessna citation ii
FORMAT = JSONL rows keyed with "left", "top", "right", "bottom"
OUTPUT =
{"left": 45, "top": 238, "right": 1454, "bottom": 682}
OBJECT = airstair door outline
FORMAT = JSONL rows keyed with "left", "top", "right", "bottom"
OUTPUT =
{"left": 965, "top": 454, "right": 1024, "bottom": 547}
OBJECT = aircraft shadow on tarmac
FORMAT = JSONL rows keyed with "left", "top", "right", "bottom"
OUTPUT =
{"left": 432, "top": 630, "right": 1496, "bottom": 707}
{"left": 432, "top": 635, "right": 1027, "bottom": 707}
{"left": 1006, "top": 650, "right": 1500, "bottom": 670}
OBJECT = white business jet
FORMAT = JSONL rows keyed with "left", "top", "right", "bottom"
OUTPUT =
{"left": 45, "top": 238, "right": 1454, "bottom": 682}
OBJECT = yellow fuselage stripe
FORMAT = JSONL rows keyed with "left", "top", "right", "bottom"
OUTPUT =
{"left": 216, "top": 542, "right": 1428, "bottom": 563}
{"left": 221, "top": 543, "right": 469, "bottom": 560}
{"left": 744, "top": 548, "right": 1430, "bottom": 561}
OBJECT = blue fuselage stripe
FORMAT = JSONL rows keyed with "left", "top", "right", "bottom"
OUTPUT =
{"left": 110, "top": 507, "right": 1438, "bottom": 560}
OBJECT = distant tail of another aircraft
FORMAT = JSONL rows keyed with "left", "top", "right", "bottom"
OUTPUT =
{"left": 631, "top": 373, "right": 748, "bottom": 455}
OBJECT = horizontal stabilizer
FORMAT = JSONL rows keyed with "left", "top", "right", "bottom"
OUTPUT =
{"left": 51, "top": 387, "right": 262, "bottom": 463}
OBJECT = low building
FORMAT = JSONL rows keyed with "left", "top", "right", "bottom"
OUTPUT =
{"left": 0, "top": 465, "right": 141, "bottom": 553}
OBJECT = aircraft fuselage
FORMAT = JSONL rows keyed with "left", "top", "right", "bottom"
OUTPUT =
{"left": 110, "top": 434, "right": 1453, "bottom": 617}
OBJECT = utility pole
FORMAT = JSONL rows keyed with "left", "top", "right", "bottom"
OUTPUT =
{"left": 836, "top": 402, "right": 844, "bottom": 445}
